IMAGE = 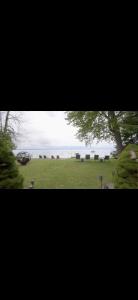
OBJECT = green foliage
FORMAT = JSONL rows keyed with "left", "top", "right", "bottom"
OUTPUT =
{"left": 121, "top": 111, "right": 138, "bottom": 144}
{"left": 66, "top": 111, "right": 125, "bottom": 151}
{"left": 66, "top": 111, "right": 115, "bottom": 142}
{"left": 114, "top": 144, "right": 138, "bottom": 189}
{"left": 66, "top": 111, "right": 138, "bottom": 153}
{"left": 0, "top": 133, "right": 23, "bottom": 189}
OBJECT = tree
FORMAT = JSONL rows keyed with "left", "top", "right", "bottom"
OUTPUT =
{"left": 66, "top": 111, "right": 125, "bottom": 153}
{"left": 0, "top": 111, "right": 22, "bottom": 145}
{"left": 0, "top": 132, "right": 24, "bottom": 189}
{"left": 121, "top": 111, "right": 138, "bottom": 144}
{"left": 0, "top": 112, "right": 24, "bottom": 188}
{"left": 114, "top": 144, "right": 138, "bottom": 189}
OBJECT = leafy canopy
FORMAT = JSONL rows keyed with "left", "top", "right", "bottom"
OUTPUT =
{"left": 66, "top": 111, "right": 125, "bottom": 144}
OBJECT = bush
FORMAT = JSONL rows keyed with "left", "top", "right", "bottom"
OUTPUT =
{"left": 114, "top": 144, "right": 138, "bottom": 189}
{"left": 0, "top": 134, "right": 24, "bottom": 189}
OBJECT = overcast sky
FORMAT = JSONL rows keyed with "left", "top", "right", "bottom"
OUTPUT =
{"left": 16, "top": 111, "right": 114, "bottom": 149}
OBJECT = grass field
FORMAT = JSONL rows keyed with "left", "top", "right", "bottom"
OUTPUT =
{"left": 18, "top": 159, "right": 117, "bottom": 189}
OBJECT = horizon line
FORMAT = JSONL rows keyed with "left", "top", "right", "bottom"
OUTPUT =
{"left": 14, "top": 145, "right": 114, "bottom": 150}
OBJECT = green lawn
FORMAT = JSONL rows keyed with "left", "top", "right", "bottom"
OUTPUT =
{"left": 18, "top": 159, "right": 117, "bottom": 189}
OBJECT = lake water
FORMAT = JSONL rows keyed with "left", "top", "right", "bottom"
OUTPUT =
{"left": 13, "top": 145, "right": 115, "bottom": 159}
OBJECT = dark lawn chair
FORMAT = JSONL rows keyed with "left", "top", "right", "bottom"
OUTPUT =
{"left": 76, "top": 153, "right": 81, "bottom": 159}
{"left": 94, "top": 155, "right": 99, "bottom": 160}
{"left": 85, "top": 155, "right": 90, "bottom": 160}
{"left": 104, "top": 156, "right": 110, "bottom": 161}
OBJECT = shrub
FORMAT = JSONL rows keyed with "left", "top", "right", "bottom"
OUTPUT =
{"left": 114, "top": 144, "right": 138, "bottom": 189}
{"left": 0, "top": 134, "right": 23, "bottom": 189}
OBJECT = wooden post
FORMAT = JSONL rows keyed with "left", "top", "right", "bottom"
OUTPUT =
{"left": 99, "top": 176, "right": 103, "bottom": 189}
{"left": 28, "top": 180, "right": 35, "bottom": 189}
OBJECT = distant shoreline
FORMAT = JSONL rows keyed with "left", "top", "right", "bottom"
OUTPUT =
{"left": 15, "top": 145, "right": 115, "bottom": 151}
{"left": 13, "top": 145, "right": 115, "bottom": 159}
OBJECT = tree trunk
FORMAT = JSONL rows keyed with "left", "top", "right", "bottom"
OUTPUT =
{"left": 0, "top": 111, "right": 2, "bottom": 132}
{"left": 113, "top": 130, "right": 123, "bottom": 153}
{"left": 4, "top": 111, "right": 10, "bottom": 133}
{"left": 108, "top": 111, "right": 123, "bottom": 154}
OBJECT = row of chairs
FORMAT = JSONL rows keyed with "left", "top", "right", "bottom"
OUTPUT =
{"left": 76, "top": 154, "right": 110, "bottom": 160}
{"left": 39, "top": 155, "right": 60, "bottom": 159}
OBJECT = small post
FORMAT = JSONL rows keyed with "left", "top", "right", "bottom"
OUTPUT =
{"left": 28, "top": 179, "right": 35, "bottom": 189}
{"left": 112, "top": 170, "right": 116, "bottom": 178}
{"left": 31, "top": 179, "right": 35, "bottom": 188}
{"left": 99, "top": 176, "right": 103, "bottom": 189}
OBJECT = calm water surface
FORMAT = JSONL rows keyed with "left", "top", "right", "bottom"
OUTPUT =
{"left": 13, "top": 146, "right": 115, "bottom": 159}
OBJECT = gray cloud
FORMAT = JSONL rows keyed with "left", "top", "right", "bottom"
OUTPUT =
{"left": 15, "top": 111, "right": 114, "bottom": 149}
